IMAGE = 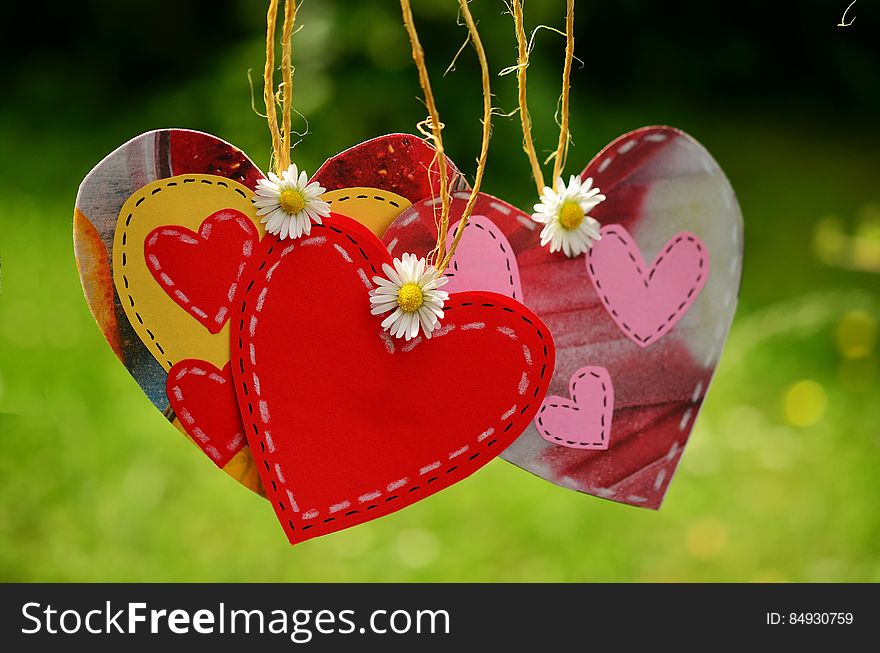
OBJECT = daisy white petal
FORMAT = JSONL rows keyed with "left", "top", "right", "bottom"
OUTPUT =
{"left": 251, "top": 163, "right": 332, "bottom": 240}
{"left": 368, "top": 254, "right": 448, "bottom": 341}
{"left": 530, "top": 175, "right": 607, "bottom": 258}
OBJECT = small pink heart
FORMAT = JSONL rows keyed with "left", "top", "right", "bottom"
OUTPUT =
{"left": 535, "top": 367, "right": 614, "bottom": 450}
{"left": 404, "top": 215, "right": 522, "bottom": 300}
{"left": 586, "top": 225, "right": 708, "bottom": 348}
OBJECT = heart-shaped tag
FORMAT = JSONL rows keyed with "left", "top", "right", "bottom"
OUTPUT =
{"left": 74, "top": 129, "right": 465, "bottom": 492}
{"left": 166, "top": 361, "right": 245, "bottom": 467}
{"left": 586, "top": 225, "right": 708, "bottom": 348}
{"left": 145, "top": 209, "right": 259, "bottom": 334}
{"left": 231, "top": 214, "right": 554, "bottom": 543}
{"left": 384, "top": 126, "right": 743, "bottom": 508}
{"left": 536, "top": 366, "right": 614, "bottom": 450}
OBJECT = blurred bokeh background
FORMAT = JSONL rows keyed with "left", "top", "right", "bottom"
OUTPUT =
{"left": 1, "top": 0, "right": 878, "bottom": 581}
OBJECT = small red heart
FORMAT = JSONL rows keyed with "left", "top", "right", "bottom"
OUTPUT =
{"left": 167, "top": 360, "right": 246, "bottom": 468}
{"left": 232, "top": 214, "right": 555, "bottom": 544}
{"left": 145, "top": 209, "right": 258, "bottom": 333}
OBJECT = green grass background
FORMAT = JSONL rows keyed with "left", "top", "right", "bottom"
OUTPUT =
{"left": 1, "top": 0, "right": 878, "bottom": 581}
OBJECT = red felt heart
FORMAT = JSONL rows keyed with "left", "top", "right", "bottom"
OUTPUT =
{"left": 231, "top": 214, "right": 555, "bottom": 544}
{"left": 145, "top": 209, "right": 258, "bottom": 333}
{"left": 167, "top": 360, "right": 245, "bottom": 468}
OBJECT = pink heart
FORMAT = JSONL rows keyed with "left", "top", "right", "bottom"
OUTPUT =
{"left": 536, "top": 367, "right": 614, "bottom": 450}
{"left": 586, "top": 225, "right": 708, "bottom": 348}
{"left": 442, "top": 215, "right": 522, "bottom": 299}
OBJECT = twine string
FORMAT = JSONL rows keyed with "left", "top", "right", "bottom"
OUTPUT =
{"left": 551, "top": 0, "right": 574, "bottom": 183}
{"left": 400, "top": 0, "right": 492, "bottom": 274}
{"left": 264, "top": 0, "right": 297, "bottom": 174}
{"left": 510, "top": 0, "right": 574, "bottom": 192}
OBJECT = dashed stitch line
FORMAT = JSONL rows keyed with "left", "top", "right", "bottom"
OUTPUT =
{"left": 236, "top": 223, "right": 550, "bottom": 536}
{"left": 536, "top": 369, "right": 610, "bottom": 447}
{"left": 325, "top": 192, "right": 402, "bottom": 210}
{"left": 587, "top": 227, "right": 706, "bottom": 347}
{"left": 119, "top": 177, "right": 252, "bottom": 369}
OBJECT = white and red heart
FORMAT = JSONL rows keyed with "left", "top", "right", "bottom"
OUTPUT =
{"left": 383, "top": 126, "right": 743, "bottom": 509}
{"left": 166, "top": 360, "right": 245, "bottom": 468}
{"left": 145, "top": 209, "right": 258, "bottom": 333}
{"left": 231, "top": 214, "right": 554, "bottom": 544}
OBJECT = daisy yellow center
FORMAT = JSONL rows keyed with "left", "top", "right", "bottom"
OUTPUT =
{"left": 279, "top": 188, "right": 306, "bottom": 214}
{"left": 397, "top": 283, "right": 425, "bottom": 313}
{"left": 558, "top": 201, "right": 585, "bottom": 231}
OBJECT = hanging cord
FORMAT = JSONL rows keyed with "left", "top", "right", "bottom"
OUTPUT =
{"left": 510, "top": 0, "right": 574, "bottom": 190}
{"left": 511, "top": 0, "right": 545, "bottom": 195}
{"left": 400, "top": 0, "right": 493, "bottom": 274}
{"left": 551, "top": 0, "right": 574, "bottom": 182}
{"left": 264, "top": 0, "right": 297, "bottom": 173}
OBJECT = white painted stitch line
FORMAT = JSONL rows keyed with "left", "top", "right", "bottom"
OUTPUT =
{"left": 489, "top": 202, "right": 512, "bottom": 215}
{"left": 386, "top": 237, "right": 399, "bottom": 253}
{"left": 518, "top": 372, "right": 529, "bottom": 396}
{"left": 449, "top": 446, "right": 468, "bottom": 460}
{"left": 227, "top": 282, "right": 237, "bottom": 303}
{"left": 644, "top": 132, "right": 668, "bottom": 143}
{"left": 301, "top": 236, "right": 327, "bottom": 247}
{"left": 654, "top": 468, "right": 667, "bottom": 491}
{"left": 501, "top": 405, "right": 517, "bottom": 420}
{"left": 598, "top": 157, "right": 613, "bottom": 173}
{"left": 214, "top": 307, "right": 228, "bottom": 324}
{"left": 252, "top": 373, "right": 261, "bottom": 396}
{"left": 357, "top": 268, "right": 373, "bottom": 290}
{"left": 433, "top": 324, "right": 456, "bottom": 338}
{"left": 691, "top": 381, "right": 704, "bottom": 403}
{"left": 666, "top": 442, "right": 680, "bottom": 461}
{"left": 259, "top": 400, "right": 270, "bottom": 424}
{"left": 286, "top": 489, "right": 300, "bottom": 512}
{"left": 264, "top": 430, "right": 276, "bottom": 453}
{"left": 402, "top": 337, "right": 422, "bottom": 352}
{"left": 302, "top": 509, "right": 319, "bottom": 520}
{"left": 249, "top": 343, "right": 257, "bottom": 366}
{"left": 399, "top": 211, "right": 420, "bottom": 227}
{"left": 516, "top": 215, "right": 538, "bottom": 230}
{"left": 159, "top": 272, "right": 174, "bottom": 286}
{"left": 477, "top": 427, "right": 495, "bottom": 442}
{"left": 329, "top": 500, "right": 351, "bottom": 514}
{"left": 380, "top": 332, "right": 395, "bottom": 354}
{"left": 281, "top": 244, "right": 296, "bottom": 257}
{"left": 419, "top": 461, "right": 441, "bottom": 475}
{"left": 206, "top": 445, "right": 221, "bottom": 461}
{"left": 496, "top": 325, "right": 517, "bottom": 339}
{"left": 256, "top": 287, "right": 269, "bottom": 312}
{"left": 333, "top": 243, "right": 353, "bottom": 262}
{"left": 424, "top": 197, "right": 442, "bottom": 207}
{"left": 190, "top": 367, "right": 206, "bottom": 376}
{"left": 618, "top": 139, "right": 638, "bottom": 154}
{"left": 249, "top": 315, "right": 258, "bottom": 337}
{"left": 172, "top": 386, "right": 184, "bottom": 402}
{"left": 179, "top": 235, "right": 198, "bottom": 245}
{"left": 387, "top": 478, "right": 409, "bottom": 491}
{"left": 461, "top": 321, "right": 485, "bottom": 330}
{"left": 522, "top": 344, "right": 532, "bottom": 366}
{"left": 266, "top": 261, "right": 281, "bottom": 281}
{"left": 227, "top": 433, "right": 243, "bottom": 451}
{"left": 192, "top": 427, "right": 209, "bottom": 444}
{"left": 274, "top": 463, "right": 286, "bottom": 484}
{"left": 679, "top": 408, "right": 693, "bottom": 431}
{"left": 627, "top": 495, "right": 648, "bottom": 503}
{"left": 208, "top": 373, "right": 225, "bottom": 384}
{"left": 358, "top": 491, "right": 382, "bottom": 503}
{"left": 178, "top": 407, "right": 194, "bottom": 425}
{"left": 594, "top": 487, "right": 616, "bottom": 498}
{"left": 453, "top": 191, "right": 470, "bottom": 200}
{"left": 191, "top": 306, "right": 208, "bottom": 320}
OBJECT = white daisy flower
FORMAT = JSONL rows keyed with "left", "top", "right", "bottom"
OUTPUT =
{"left": 252, "top": 163, "right": 331, "bottom": 240}
{"left": 531, "top": 175, "right": 606, "bottom": 257}
{"left": 369, "top": 253, "right": 449, "bottom": 341}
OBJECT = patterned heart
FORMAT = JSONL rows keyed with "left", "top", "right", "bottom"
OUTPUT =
{"left": 231, "top": 214, "right": 554, "bottom": 543}
{"left": 145, "top": 209, "right": 258, "bottom": 334}
{"left": 74, "top": 129, "right": 466, "bottom": 492}
{"left": 383, "top": 126, "right": 743, "bottom": 508}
